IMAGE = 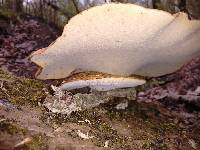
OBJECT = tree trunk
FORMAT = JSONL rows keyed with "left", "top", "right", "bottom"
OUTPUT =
{"left": 6, "top": 0, "right": 23, "bottom": 13}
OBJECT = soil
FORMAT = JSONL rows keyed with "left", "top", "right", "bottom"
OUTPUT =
{"left": 0, "top": 13, "right": 200, "bottom": 150}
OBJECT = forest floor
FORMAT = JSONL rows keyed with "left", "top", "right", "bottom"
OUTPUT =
{"left": 0, "top": 14, "right": 200, "bottom": 150}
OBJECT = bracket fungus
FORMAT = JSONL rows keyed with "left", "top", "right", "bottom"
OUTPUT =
{"left": 60, "top": 72, "right": 146, "bottom": 91}
{"left": 30, "top": 3, "right": 200, "bottom": 91}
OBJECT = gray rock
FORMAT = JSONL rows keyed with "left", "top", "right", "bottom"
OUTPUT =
{"left": 43, "top": 87, "right": 136, "bottom": 115}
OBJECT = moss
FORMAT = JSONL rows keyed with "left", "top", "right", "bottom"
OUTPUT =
{"left": 40, "top": 94, "right": 199, "bottom": 149}
{"left": 42, "top": 102, "right": 178, "bottom": 149}
{"left": 55, "top": 147, "right": 71, "bottom": 150}
{"left": 13, "top": 134, "right": 49, "bottom": 150}
{"left": 41, "top": 97, "right": 180, "bottom": 149}
{"left": 0, "top": 69, "right": 15, "bottom": 80}
{"left": 0, "top": 120, "right": 20, "bottom": 135}
{"left": 90, "top": 121, "right": 129, "bottom": 148}
{"left": 41, "top": 108, "right": 131, "bottom": 149}
{"left": 148, "top": 121, "right": 178, "bottom": 133}
{"left": 103, "top": 100, "right": 186, "bottom": 149}
{"left": 142, "top": 140, "right": 168, "bottom": 150}
{"left": 0, "top": 69, "right": 47, "bottom": 106}
{"left": 26, "top": 134, "right": 49, "bottom": 150}
{"left": 0, "top": 8, "right": 22, "bottom": 19}
{"left": 0, "top": 116, "right": 49, "bottom": 150}
{"left": 0, "top": 116, "right": 27, "bottom": 135}
{"left": 136, "top": 78, "right": 166, "bottom": 93}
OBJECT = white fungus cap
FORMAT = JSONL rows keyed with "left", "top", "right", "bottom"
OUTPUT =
{"left": 31, "top": 3, "right": 200, "bottom": 80}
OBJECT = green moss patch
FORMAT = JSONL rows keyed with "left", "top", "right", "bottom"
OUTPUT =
{"left": 0, "top": 117, "right": 27, "bottom": 135}
{"left": 0, "top": 69, "right": 47, "bottom": 106}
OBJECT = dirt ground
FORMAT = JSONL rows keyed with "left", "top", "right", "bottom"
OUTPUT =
{"left": 0, "top": 14, "right": 200, "bottom": 150}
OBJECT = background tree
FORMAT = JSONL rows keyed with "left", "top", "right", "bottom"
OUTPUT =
{"left": 6, "top": 0, "right": 23, "bottom": 13}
